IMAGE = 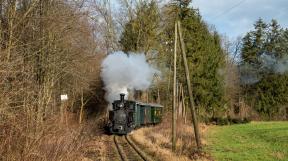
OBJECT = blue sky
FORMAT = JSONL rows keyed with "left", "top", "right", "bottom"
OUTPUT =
{"left": 192, "top": 0, "right": 288, "bottom": 39}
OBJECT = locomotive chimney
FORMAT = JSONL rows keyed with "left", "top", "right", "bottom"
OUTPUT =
{"left": 120, "top": 93, "right": 125, "bottom": 102}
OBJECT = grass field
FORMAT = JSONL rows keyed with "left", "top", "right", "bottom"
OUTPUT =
{"left": 205, "top": 122, "right": 288, "bottom": 161}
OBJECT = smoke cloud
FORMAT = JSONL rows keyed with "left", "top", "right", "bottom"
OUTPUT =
{"left": 240, "top": 52, "right": 288, "bottom": 84}
{"left": 259, "top": 52, "right": 288, "bottom": 74}
{"left": 101, "top": 51, "right": 159, "bottom": 106}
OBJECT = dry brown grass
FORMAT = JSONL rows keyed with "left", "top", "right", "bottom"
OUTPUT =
{"left": 130, "top": 113, "right": 211, "bottom": 161}
{"left": 0, "top": 111, "right": 108, "bottom": 161}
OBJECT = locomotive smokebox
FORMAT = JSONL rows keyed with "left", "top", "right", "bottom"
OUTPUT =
{"left": 120, "top": 93, "right": 125, "bottom": 102}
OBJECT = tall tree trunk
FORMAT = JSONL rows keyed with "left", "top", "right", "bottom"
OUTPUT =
{"left": 6, "top": 0, "right": 16, "bottom": 62}
{"left": 172, "top": 22, "right": 178, "bottom": 152}
{"left": 178, "top": 83, "right": 183, "bottom": 117}
{"left": 0, "top": 0, "right": 2, "bottom": 47}
{"left": 176, "top": 81, "right": 179, "bottom": 117}
{"left": 286, "top": 107, "right": 288, "bottom": 121}
{"left": 79, "top": 89, "right": 84, "bottom": 124}
{"left": 37, "top": 0, "right": 49, "bottom": 126}
{"left": 177, "top": 20, "right": 201, "bottom": 149}
{"left": 183, "top": 99, "right": 187, "bottom": 124}
{"left": 181, "top": 85, "right": 185, "bottom": 118}
{"left": 146, "top": 90, "right": 149, "bottom": 103}
{"left": 157, "top": 87, "right": 160, "bottom": 104}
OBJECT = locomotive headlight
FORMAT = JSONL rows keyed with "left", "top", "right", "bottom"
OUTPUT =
{"left": 118, "top": 102, "right": 124, "bottom": 108}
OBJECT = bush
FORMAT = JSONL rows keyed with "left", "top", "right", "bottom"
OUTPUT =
{"left": 209, "top": 117, "right": 251, "bottom": 125}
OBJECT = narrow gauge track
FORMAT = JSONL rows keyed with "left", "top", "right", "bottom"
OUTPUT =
{"left": 113, "top": 135, "right": 152, "bottom": 161}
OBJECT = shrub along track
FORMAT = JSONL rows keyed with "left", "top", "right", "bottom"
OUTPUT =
{"left": 113, "top": 135, "right": 153, "bottom": 161}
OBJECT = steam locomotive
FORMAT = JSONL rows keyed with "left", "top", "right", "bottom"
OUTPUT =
{"left": 108, "top": 94, "right": 163, "bottom": 135}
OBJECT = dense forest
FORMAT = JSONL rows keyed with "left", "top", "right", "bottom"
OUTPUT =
{"left": 240, "top": 18, "right": 288, "bottom": 120}
{"left": 0, "top": 0, "right": 287, "bottom": 160}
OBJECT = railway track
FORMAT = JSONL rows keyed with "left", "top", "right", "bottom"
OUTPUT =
{"left": 113, "top": 135, "right": 152, "bottom": 161}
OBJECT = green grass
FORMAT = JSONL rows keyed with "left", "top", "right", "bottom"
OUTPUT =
{"left": 205, "top": 122, "right": 288, "bottom": 161}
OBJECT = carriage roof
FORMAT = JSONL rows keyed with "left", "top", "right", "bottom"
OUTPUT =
{"left": 136, "top": 101, "right": 163, "bottom": 108}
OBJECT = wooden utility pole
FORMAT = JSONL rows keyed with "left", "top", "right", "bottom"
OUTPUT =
{"left": 177, "top": 20, "right": 201, "bottom": 149}
{"left": 172, "top": 22, "right": 178, "bottom": 152}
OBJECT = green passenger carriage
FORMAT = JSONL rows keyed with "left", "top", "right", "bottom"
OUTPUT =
{"left": 134, "top": 102, "right": 163, "bottom": 126}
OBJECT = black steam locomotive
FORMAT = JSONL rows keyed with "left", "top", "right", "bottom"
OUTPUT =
{"left": 108, "top": 94, "right": 163, "bottom": 135}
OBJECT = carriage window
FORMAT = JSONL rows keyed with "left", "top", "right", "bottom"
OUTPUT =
{"left": 130, "top": 103, "right": 134, "bottom": 109}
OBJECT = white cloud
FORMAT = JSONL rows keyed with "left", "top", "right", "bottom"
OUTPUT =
{"left": 192, "top": 0, "right": 288, "bottom": 38}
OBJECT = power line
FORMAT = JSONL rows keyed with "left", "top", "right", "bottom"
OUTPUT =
{"left": 213, "top": 0, "right": 246, "bottom": 19}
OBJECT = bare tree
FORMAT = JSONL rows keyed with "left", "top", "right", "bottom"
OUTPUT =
{"left": 0, "top": 0, "right": 102, "bottom": 160}
{"left": 89, "top": 0, "right": 119, "bottom": 54}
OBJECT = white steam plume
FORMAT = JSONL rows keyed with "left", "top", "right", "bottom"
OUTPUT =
{"left": 260, "top": 53, "right": 288, "bottom": 74}
{"left": 101, "top": 51, "right": 159, "bottom": 107}
{"left": 240, "top": 52, "right": 288, "bottom": 85}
